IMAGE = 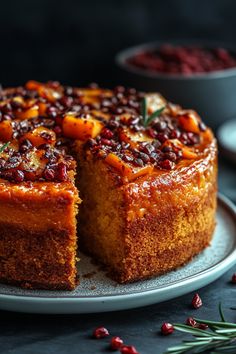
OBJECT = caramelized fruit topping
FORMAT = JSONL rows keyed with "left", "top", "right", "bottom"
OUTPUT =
{"left": 0, "top": 81, "right": 209, "bottom": 183}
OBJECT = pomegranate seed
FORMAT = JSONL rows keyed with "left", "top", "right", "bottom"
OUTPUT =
{"left": 198, "top": 323, "right": 208, "bottom": 330}
{"left": 101, "top": 128, "right": 114, "bottom": 139}
{"left": 120, "top": 345, "right": 139, "bottom": 354}
{"left": 43, "top": 168, "right": 55, "bottom": 181}
{"left": 13, "top": 170, "right": 24, "bottom": 183}
{"left": 110, "top": 336, "right": 124, "bottom": 350}
{"left": 191, "top": 293, "right": 203, "bottom": 309}
{"left": 161, "top": 322, "right": 174, "bottom": 335}
{"left": 46, "top": 106, "right": 58, "bottom": 118}
{"left": 93, "top": 326, "right": 109, "bottom": 339}
{"left": 186, "top": 317, "right": 197, "bottom": 327}
{"left": 53, "top": 125, "right": 62, "bottom": 135}
{"left": 147, "top": 128, "right": 156, "bottom": 138}
{"left": 56, "top": 162, "right": 67, "bottom": 181}
{"left": 231, "top": 273, "right": 236, "bottom": 283}
{"left": 160, "top": 159, "right": 174, "bottom": 170}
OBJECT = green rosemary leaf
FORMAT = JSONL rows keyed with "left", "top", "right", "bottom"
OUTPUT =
{"left": 216, "top": 329, "right": 236, "bottom": 334}
{"left": 141, "top": 98, "right": 147, "bottom": 126}
{"left": 141, "top": 97, "right": 165, "bottom": 127}
{"left": 144, "top": 106, "right": 166, "bottom": 127}
{"left": 219, "top": 302, "right": 226, "bottom": 322}
{"left": 173, "top": 324, "right": 214, "bottom": 336}
{"left": 164, "top": 305, "right": 236, "bottom": 354}
{"left": 0, "top": 141, "right": 10, "bottom": 153}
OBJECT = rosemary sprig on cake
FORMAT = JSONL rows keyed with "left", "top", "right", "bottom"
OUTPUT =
{"left": 0, "top": 141, "right": 10, "bottom": 153}
{"left": 141, "top": 97, "right": 166, "bottom": 127}
{"left": 164, "top": 304, "right": 236, "bottom": 354}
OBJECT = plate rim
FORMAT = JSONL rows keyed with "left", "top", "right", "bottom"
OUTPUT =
{"left": 0, "top": 193, "right": 235, "bottom": 306}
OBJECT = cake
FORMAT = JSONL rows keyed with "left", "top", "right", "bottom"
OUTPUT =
{"left": 0, "top": 81, "right": 217, "bottom": 289}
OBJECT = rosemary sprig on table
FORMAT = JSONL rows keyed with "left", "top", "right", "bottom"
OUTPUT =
{"left": 164, "top": 304, "right": 236, "bottom": 354}
{"left": 141, "top": 97, "right": 165, "bottom": 128}
{"left": 0, "top": 141, "right": 10, "bottom": 153}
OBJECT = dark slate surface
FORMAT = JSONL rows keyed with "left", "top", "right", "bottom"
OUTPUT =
{"left": 0, "top": 158, "right": 235, "bottom": 354}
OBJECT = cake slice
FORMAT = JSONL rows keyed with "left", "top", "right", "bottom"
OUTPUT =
{"left": 0, "top": 178, "right": 80, "bottom": 289}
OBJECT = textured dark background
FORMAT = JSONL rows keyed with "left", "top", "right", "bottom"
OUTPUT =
{"left": 1, "top": 0, "right": 236, "bottom": 87}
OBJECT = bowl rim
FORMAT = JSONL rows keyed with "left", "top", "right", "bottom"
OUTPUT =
{"left": 115, "top": 40, "right": 236, "bottom": 80}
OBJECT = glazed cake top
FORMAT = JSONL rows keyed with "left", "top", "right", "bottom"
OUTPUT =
{"left": 0, "top": 81, "right": 213, "bottom": 184}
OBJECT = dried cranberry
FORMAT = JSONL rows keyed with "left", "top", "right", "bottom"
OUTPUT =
{"left": 93, "top": 326, "right": 109, "bottom": 339}
{"left": 46, "top": 106, "right": 58, "bottom": 118}
{"left": 59, "top": 96, "right": 73, "bottom": 107}
{"left": 133, "top": 158, "right": 144, "bottom": 167}
{"left": 147, "top": 128, "right": 156, "bottom": 138}
{"left": 100, "top": 138, "right": 114, "bottom": 146}
{"left": 160, "top": 159, "right": 174, "bottom": 170}
{"left": 191, "top": 293, "right": 203, "bottom": 309}
{"left": 56, "top": 162, "right": 67, "bottom": 181}
{"left": 154, "top": 121, "right": 167, "bottom": 131}
{"left": 156, "top": 133, "right": 168, "bottom": 143}
{"left": 110, "top": 336, "right": 124, "bottom": 350}
{"left": 120, "top": 345, "right": 139, "bottom": 354}
{"left": 43, "top": 168, "right": 55, "bottom": 181}
{"left": 169, "top": 130, "right": 181, "bottom": 139}
{"left": 13, "top": 170, "right": 24, "bottom": 183}
{"left": 53, "top": 126, "right": 62, "bottom": 135}
{"left": 101, "top": 128, "right": 114, "bottom": 139}
{"left": 161, "top": 322, "right": 174, "bottom": 335}
{"left": 231, "top": 273, "right": 236, "bottom": 283}
{"left": 163, "top": 152, "right": 177, "bottom": 162}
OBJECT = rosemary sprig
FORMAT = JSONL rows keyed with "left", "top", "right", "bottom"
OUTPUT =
{"left": 141, "top": 97, "right": 165, "bottom": 128}
{"left": 0, "top": 141, "right": 10, "bottom": 153}
{"left": 164, "top": 304, "right": 236, "bottom": 354}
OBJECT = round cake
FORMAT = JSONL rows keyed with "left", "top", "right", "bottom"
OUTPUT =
{"left": 0, "top": 81, "right": 217, "bottom": 289}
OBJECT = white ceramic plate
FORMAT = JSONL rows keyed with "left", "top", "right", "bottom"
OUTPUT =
{"left": 0, "top": 194, "right": 235, "bottom": 314}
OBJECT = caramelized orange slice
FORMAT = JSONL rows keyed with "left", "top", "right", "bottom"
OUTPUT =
{"left": 178, "top": 111, "right": 200, "bottom": 134}
{"left": 62, "top": 114, "right": 104, "bottom": 140}
{"left": 22, "top": 127, "right": 56, "bottom": 147}
{"left": 0, "top": 121, "right": 13, "bottom": 142}
{"left": 119, "top": 128, "right": 153, "bottom": 149}
{"left": 105, "top": 153, "right": 153, "bottom": 181}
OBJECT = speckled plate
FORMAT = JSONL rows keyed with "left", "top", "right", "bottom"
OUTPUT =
{"left": 0, "top": 194, "right": 235, "bottom": 314}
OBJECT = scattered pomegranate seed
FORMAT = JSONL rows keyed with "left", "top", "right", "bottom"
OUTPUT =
{"left": 161, "top": 322, "right": 174, "bottom": 335}
{"left": 186, "top": 317, "right": 208, "bottom": 330}
{"left": 110, "top": 336, "right": 124, "bottom": 350}
{"left": 198, "top": 323, "right": 209, "bottom": 330}
{"left": 186, "top": 317, "right": 197, "bottom": 327}
{"left": 120, "top": 345, "right": 139, "bottom": 354}
{"left": 93, "top": 326, "right": 109, "bottom": 339}
{"left": 231, "top": 273, "right": 236, "bottom": 283}
{"left": 191, "top": 293, "right": 203, "bottom": 309}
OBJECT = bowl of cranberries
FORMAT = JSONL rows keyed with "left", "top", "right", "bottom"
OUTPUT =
{"left": 116, "top": 41, "right": 236, "bottom": 128}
